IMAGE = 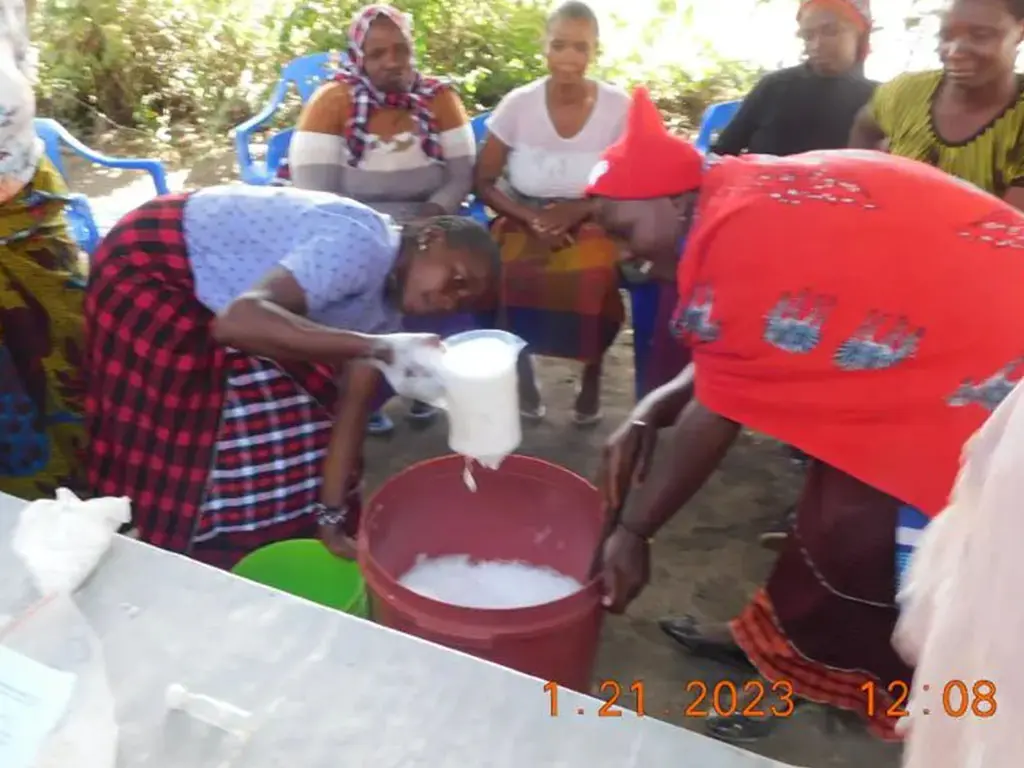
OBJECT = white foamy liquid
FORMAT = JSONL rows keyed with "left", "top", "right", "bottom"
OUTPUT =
{"left": 399, "top": 554, "right": 583, "bottom": 609}
{"left": 443, "top": 336, "right": 513, "bottom": 376}
{"left": 462, "top": 457, "right": 477, "bottom": 492}
{"left": 443, "top": 336, "right": 521, "bottom": 482}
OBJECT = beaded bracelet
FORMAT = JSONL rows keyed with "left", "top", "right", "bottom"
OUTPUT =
{"left": 314, "top": 502, "right": 347, "bottom": 527}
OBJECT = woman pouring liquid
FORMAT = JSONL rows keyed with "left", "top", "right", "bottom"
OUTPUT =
{"left": 83, "top": 185, "right": 498, "bottom": 568}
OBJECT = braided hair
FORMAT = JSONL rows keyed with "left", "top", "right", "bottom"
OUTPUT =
{"left": 401, "top": 216, "right": 500, "bottom": 274}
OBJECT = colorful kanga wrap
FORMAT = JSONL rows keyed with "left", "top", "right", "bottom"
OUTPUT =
{"left": 731, "top": 461, "right": 913, "bottom": 741}
{"left": 493, "top": 218, "right": 623, "bottom": 362}
{"left": 674, "top": 150, "right": 1024, "bottom": 518}
{"left": 0, "top": 155, "right": 85, "bottom": 499}
{"left": 586, "top": 86, "right": 989, "bottom": 739}
{"left": 84, "top": 195, "right": 361, "bottom": 569}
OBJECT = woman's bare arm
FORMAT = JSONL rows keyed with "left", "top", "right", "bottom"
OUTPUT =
{"left": 848, "top": 105, "right": 887, "bottom": 149}
{"left": 212, "top": 267, "right": 380, "bottom": 364}
{"left": 620, "top": 398, "right": 741, "bottom": 539}
{"left": 473, "top": 134, "right": 538, "bottom": 224}
{"left": 633, "top": 364, "right": 696, "bottom": 429}
{"left": 320, "top": 362, "right": 380, "bottom": 508}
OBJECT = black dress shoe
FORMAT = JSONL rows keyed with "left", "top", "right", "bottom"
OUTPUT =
{"left": 705, "top": 712, "right": 781, "bottom": 743}
{"left": 658, "top": 615, "right": 755, "bottom": 672}
{"left": 759, "top": 504, "right": 796, "bottom": 550}
{"left": 705, "top": 694, "right": 806, "bottom": 743}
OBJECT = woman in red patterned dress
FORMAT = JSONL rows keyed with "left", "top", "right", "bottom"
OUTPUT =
{"left": 586, "top": 88, "right": 1024, "bottom": 742}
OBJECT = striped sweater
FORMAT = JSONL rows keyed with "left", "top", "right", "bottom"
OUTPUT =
{"left": 288, "top": 80, "right": 476, "bottom": 223}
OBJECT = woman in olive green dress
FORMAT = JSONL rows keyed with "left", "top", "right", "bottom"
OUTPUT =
{"left": 850, "top": 0, "right": 1024, "bottom": 207}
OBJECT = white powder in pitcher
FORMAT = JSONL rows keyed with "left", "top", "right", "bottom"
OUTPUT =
{"left": 399, "top": 554, "right": 583, "bottom": 608}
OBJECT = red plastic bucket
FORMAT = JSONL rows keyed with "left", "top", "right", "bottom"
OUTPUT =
{"left": 358, "top": 454, "right": 605, "bottom": 690}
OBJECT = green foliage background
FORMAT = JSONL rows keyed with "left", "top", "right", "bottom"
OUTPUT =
{"left": 33, "top": 0, "right": 766, "bottom": 139}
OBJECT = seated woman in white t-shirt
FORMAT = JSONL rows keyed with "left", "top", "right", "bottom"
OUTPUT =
{"left": 474, "top": 0, "right": 628, "bottom": 425}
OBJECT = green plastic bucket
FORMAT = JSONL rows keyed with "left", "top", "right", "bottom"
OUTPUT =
{"left": 232, "top": 539, "right": 369, "bottom": 618}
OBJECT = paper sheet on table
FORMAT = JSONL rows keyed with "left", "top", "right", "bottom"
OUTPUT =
{"left": 0, "top": 645, "right": 76, "bottom": 768}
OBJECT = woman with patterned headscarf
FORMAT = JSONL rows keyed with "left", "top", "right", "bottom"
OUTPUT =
{"left": 289, "top": 4, "right": 477, "bottom": 435}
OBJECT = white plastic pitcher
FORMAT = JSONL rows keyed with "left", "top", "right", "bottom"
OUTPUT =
{"left": 430, "top": 329, "right": 526, "bottom": 469}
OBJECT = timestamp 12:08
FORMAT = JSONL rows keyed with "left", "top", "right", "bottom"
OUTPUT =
{"left": 861, "top": 679, "right": 998, "bottom": 718}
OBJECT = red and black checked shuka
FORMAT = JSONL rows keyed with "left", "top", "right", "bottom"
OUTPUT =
{"left": 83, "top": 194, "right": 361, "bottom": 569}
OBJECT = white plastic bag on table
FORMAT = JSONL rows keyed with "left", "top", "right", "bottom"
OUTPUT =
{"left": 11, "top": 489, "right": 131, "bottom": 595}
{"left": 0, "top": 594, "right": 118, "bottom": 768}
{"left": 4, "top": 488, "right": 128, "bottom": 768}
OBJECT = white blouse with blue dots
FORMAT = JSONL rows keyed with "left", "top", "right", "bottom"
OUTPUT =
{"left": 184, "top": 185, "right": 403, "bottom": 334}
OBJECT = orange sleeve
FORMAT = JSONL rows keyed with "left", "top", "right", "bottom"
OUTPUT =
{"left": 296, "top": 81, "right": 351, "bottom": 136}
{"left": 431, "top": 87, "right": 469, "bottom": 132}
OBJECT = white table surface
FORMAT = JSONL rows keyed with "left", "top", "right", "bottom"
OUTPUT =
{"left": 0, "top": 491, "right": 798, "bottom": 767}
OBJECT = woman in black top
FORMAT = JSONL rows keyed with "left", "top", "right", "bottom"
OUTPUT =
{"left": 713, "top": 0, "right": 876, "bottom": 156}
{"left": 712, "top": 0, "right": 876, "bottom": 480}
{"left": 657, "top": 3, "right": 878, "bottom": 728}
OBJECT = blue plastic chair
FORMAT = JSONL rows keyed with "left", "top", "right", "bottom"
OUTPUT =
{"left": 34, "top": 118, "right": 170, "bottom": 255}
{"left": 234, "top": 52, "right": 345, "bottom": 185}
{"left": 265, "top": 128, "right": 295, "bottom": 180}
{"left": 694, "top": 99, "right": 741, "bottom": 154}
{"left": 462, "top": 111, "right": 491, "bottom": 224}
{"left": 470, "top": 111, "right": 490, "bottom": 145}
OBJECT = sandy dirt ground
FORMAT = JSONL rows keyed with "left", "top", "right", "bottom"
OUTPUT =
{"left": 66, "top": 144, "right": 903, "bottom": 768}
